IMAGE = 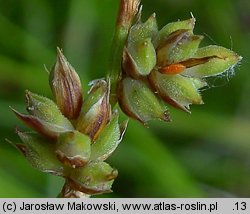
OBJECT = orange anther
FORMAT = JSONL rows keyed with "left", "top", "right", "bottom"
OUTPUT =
{"left": 160, "top": 63, "right": 186, "bottom": 75}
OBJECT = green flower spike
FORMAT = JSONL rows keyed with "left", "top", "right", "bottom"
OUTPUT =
{"left": 120, "top": 12, "right": 242, "bottom": 117}
{"left": 9, "top": 48, "right": 127, "bottom": 197}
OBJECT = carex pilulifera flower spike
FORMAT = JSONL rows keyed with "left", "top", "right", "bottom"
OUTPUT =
{"left": 9, "top": 48, "right": 127, "bottom": 198}
{"left": 119, "top": 10, "right": 242, "bottom": 121}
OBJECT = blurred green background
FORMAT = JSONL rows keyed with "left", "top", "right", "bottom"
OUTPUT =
{"left": 0, "top": 0, "right": 249, "bottom": 197}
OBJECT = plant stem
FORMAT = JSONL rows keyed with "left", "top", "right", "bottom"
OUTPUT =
{"left": 108, "top": 0, "right": 141, "bottom": 106}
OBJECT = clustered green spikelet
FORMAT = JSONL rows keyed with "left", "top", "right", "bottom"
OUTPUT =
{"left": 119, "top": 13, "right": 242, "bottom": 125}
{"left": 10, "top": 48, "right": 127, "bottom": 197}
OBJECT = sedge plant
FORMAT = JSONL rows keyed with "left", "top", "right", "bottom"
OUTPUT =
{"left": 8, "top": 0, "right": 241, "bottom": 198}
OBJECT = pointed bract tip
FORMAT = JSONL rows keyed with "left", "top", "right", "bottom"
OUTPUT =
{"left": 5, "top": 138, "right": 28, "bottom": 156}
{"left": 56, "top": 47, "right": 63, "bottom": 56}
{"left": 10, "top": 106, "right": 22, "bottom": 117}
{"left": 190, "top": 12, "right": 195, "bottom": 20}
{"left": 50, "top": 47, "right": 83, "bottom": 119}
{"left": 43, "top": 64, "right": 50, "bottom": 74}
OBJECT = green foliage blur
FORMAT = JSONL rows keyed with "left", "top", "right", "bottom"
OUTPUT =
{"left": 0, "top": 0, "right": 249, "bottom": 197}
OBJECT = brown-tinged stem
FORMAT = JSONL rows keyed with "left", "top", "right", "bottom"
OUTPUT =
{"left": 108, "top": 0, "right": 141, "bottom": 106}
